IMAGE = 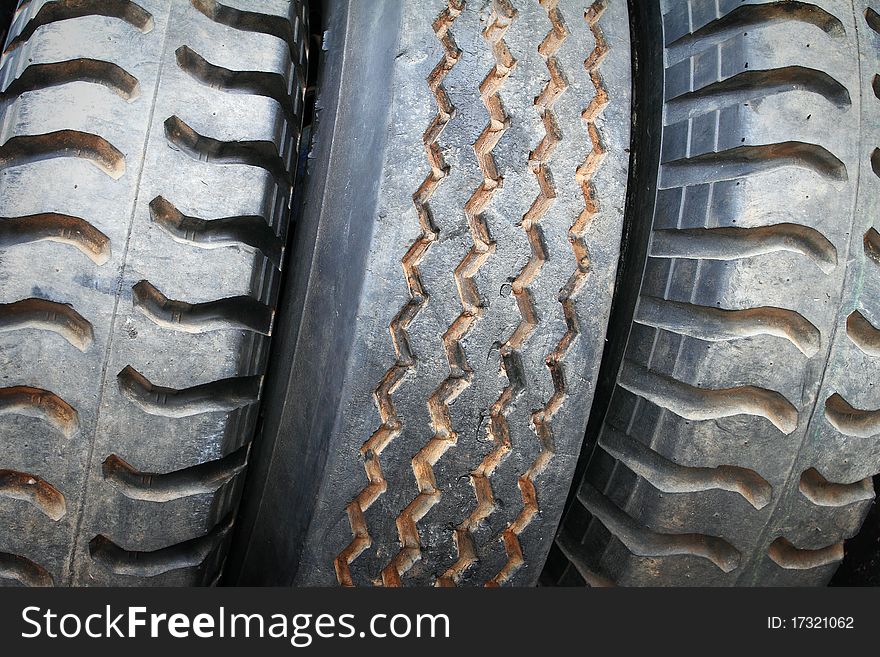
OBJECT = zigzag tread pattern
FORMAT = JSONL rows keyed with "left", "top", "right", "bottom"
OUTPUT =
{"left": 379, "top": 0, "right": 513, "bottom": 588}
{"left": 490, "top": 0, "right": 609, "bottom": 587}
{"left": 333, "top": 0, "right": 463, "bottom": 587}
{"left": 438, "top": 0, "right": 563, "bottom": 588}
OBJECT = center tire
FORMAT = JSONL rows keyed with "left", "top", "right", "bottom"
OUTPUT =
{"left": 229, "top": 0, "right": 633, "bottom": 586}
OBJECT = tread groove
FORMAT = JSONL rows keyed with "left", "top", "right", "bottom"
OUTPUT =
{"left": 102, "top": 447, "right": 247, "bottom": 502}
{"left": 618, "top": 361, "right": 799, "bottom": 434}
{"left": 0, "top": 297, "right": 94, "bottom": 351}
{"left": 175, "top": 46, "right": 295, "bottom": 122}
{"left": 846, "top": 310, "right": 880, "bottom": 356}
{"left": 650, "top": 224, "right": 837, "bottom": 273}
{"left": 635, "top": 296, "right": 821, "bottom": 357}
{"left": 864, "top": 227, "right": 880, "bottom": 265}
{"left": 0, "top": 130, "right": 125, "bottom": 179}
{"left": 553, "top": 531, "right": 616, "bottom": 586}
{"left": 148, "top": 196, "right": 282, "bottom": 268}
{"left": 0, "top": 552, "right": 53, "bottom": 586}
{"left": 798, "top": 467, "right": 874, "bottom": 507}
{"left": 190, "top": 0, "right": 297, "bottom": 57}
{"left": 824, "top": 393, "right": 880, "bottom": 438}
{"left": 88, "top": 517, "right": 232, "bottom": 577}
{"left": 0, "top": 386, "right": 78, "bottom": 437}
{"left": 132, "top": 280, "right": 273, "bottom": 335}
{"left": 5, "top": 0, "right": 153, "bottom": 54}
{"left": 665, "top": 66, "right": 851, "bottom": 124}
{"left": 867, "top": 7, "right": 880, "bottom": 35}
{"left": 578, "top": 483, "right": 741, "bottom": 572}
{"left": 164, "top": 115, "right": 290, "bottom": 188}
{"left": 0, "top": 213, "right": 110, "bottom": 264}
{"left": 1, "top": 58, "right": 140, "bottom": 101}
{"left": 0, "top": 469, "right": 66, "bottom": 520}
{"left": 665, "top": 2, "right": 845, "bottom": 64}
{"left": 599, "top": 428, "right": 772, "bottom": 510}
{"left": 660, "top": 142, "right": 848, "bottom": 188}
{"left": 117, "top": 365, "right": 261, "bottom": 418}
{"left": 768, "top": 537, "right": 842, "bottom": 569}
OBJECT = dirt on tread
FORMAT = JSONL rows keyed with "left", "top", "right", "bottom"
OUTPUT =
{"left": 229, "top": 0, "right": 633, "bottom": 587}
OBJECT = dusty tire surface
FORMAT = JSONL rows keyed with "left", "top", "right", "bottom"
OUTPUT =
{"left": 0, "top": 0, "right": 307, "bottom": 586}
{"left": 12, "top": 0, "right": 880, "bottom": 589}
{"left": 230, "top": 0, "right": 633, "bottom": 586}
{"left": 547, "top": 0, "right": 880, "bottom": 586}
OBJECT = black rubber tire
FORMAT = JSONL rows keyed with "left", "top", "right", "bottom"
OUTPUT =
{"left": 0, "top": 0, "right": 307, "bottom": 586}
{"left": 228, "top": 0, "right": 633, "bottom": 586}
{"left": 546, "top": 0, "right": 880, "bottom": 586}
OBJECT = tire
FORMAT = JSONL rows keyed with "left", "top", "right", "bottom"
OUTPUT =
{"left": 546, "top": 0, "right": 880, "bottom": 586}
{"left": 228, "top": 0, "right": 633, "bottom": 586}
{"left": 0, "top": 0, "right": 307, "bottom": 586}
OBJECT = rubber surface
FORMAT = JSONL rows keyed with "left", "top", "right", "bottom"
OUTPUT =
{"left": 230, "top": 0, "right": 632, "bottom": 586}
{"left": 0, "top": 0, "right": 307, "bottom": 586}
{"left": 547, "top": 0, "right": 880, "bottom": 586}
